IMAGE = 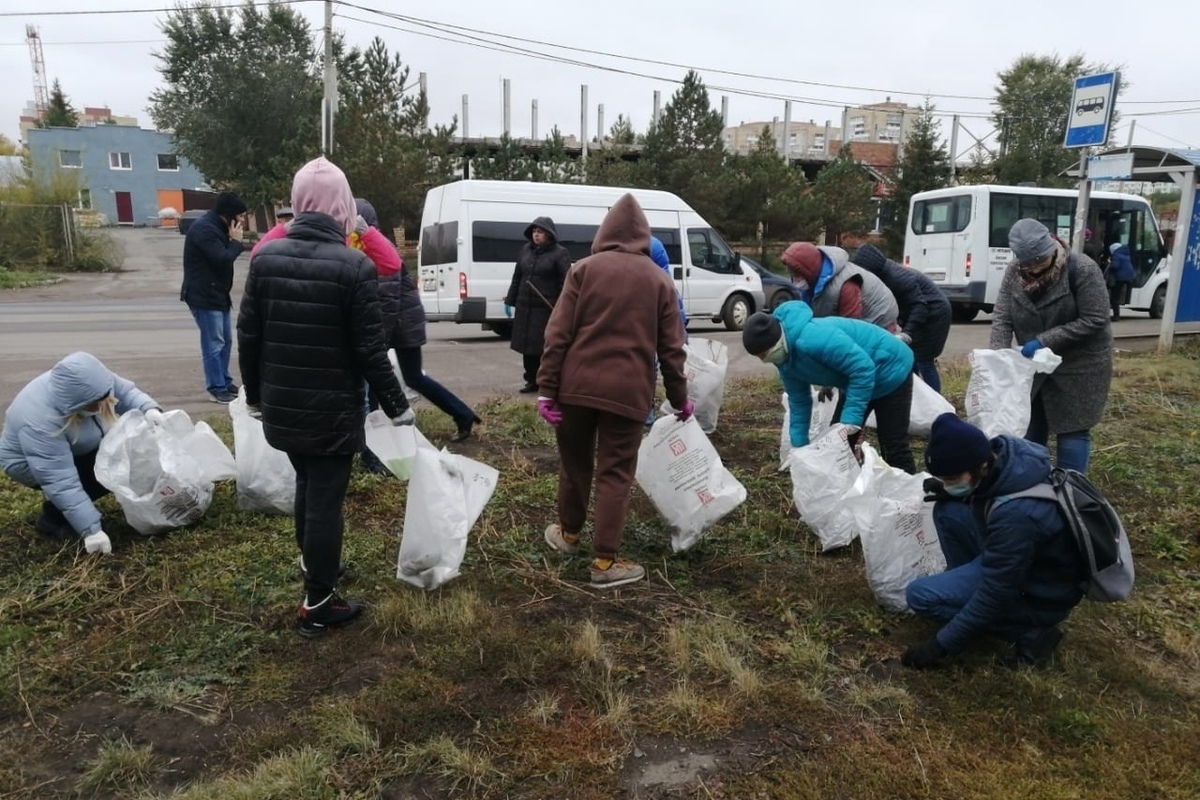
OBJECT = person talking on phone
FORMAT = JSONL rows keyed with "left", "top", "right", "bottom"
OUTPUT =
{"left": 181, "top": 191, "right": 247, "bottom": 404}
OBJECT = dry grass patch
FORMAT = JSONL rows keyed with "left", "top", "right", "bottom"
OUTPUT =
{"left": 77, "top": 736, "right": 157, "bottom": 795}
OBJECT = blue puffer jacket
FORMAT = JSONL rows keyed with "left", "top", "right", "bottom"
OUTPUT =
{"left": 934, "top": 435, "right": 1085, "bottom": 654}
{"left": 1108, "top": 243, "right": 1135, "bottom": 283}
{"left": 650, "top": 236, "right": 687, "bottom": 328}
{"left": 774, "top": 300, "right": 914, "bottom": 446}
{"left": 0, "top": 353, "right": 157, "bottom": 536}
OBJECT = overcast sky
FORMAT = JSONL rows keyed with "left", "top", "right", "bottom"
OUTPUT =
{"left": 2, "top": 0, "right": 1198, "bottom": 158}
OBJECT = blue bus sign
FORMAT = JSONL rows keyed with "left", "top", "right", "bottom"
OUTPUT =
{"left": 1065, "top": 71, "right": 1120, "bottom": 148}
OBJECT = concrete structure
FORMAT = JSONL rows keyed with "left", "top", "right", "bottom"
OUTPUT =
{"left": 26, "top": 125, "right": 208, "bottom": 226}
{"left": 845, "top": 98, "right": 909, "bottom": 144}
{"left": 19, "top": 101, "right": 137, "bottom": 142}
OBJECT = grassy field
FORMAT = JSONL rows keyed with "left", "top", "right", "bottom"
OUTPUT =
{"left": 1, "top": 346, "right": 1198, "bottom": 799}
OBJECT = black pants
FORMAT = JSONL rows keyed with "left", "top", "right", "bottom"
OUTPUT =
{"left": 523, "top": 354, "right": 541, "bottom": 386}
{"left": 40, "top": 449, "right": 110, "bottom": 528}
{"left": 395, "top": 347, "right": 475, "bottom": 427}
{"left": 287, "top": 452, "right": 354, "bottom": 602}
{"left": 834, "top": 375, "right": 917, "bottom": 474}
{"left": 1109, "top": 282, "right": 1130, "bottom": 319}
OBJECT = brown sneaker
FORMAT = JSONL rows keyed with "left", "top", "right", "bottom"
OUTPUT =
{"left": 544, "top": 523, "right": 580, "bottom": 555}
{"left": 590, "top": 558, "right": 645, "bottom": 589}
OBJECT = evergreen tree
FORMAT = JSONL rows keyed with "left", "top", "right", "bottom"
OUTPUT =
{"left": 43, "top": 79, "right": 78, "bottom": 128}
{"left": 585, "top": 116, "right": 640, "bottom": 186}
{"left": 607, "top": 114, "right": 635, "bottom": 145}
{"left": 725, "top": 127, "right": 820, "bottom": 245}
{"left": 531, "top": 127, "right": 582, "bottom": 183}
{"left": 813, "top": 144, "right": 877, "bottom": 245}
{"left": 881, "top": 101, "right": 950, "bottom": 256}
{"left": 472, "top": 132, "right": 533, "bottom": 181}
{"left": 639, "top": 71, "right": 730, "bottom": 226}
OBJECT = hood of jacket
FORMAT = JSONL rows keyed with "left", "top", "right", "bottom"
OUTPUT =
{"left": 850, "top": 243, "right": 888, "bottom": 275}
{"left": 48, "top": 352, "right": 114, "bottom": 414}
{"left": 649, "top": 236, "right": 670, "bottom": 271}
{"left": 355, "top": 197, "right": 380, "bottom": 229}
{"left": 591, "top": 194, "right": 651, "bottom": 257}
{"left": 292, "top": 156, "right": 356, "bottom": 235}
{"left": 976, "top": 435, "right": 1053, "bottom": 498}
{"left": 773, "top": 297, "right": 814, "bottom": 333}
{"left": 524, "top": 215, "right": 559, "bottom": 243}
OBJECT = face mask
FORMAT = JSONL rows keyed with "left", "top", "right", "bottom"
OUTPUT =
{"left": 943, "top": 480, "right": 974, "bottom": 497}
{"left": 761, "top": 336, "right": 787, "bottom": 365}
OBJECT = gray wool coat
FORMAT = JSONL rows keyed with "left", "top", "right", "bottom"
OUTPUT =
{"left": 989, "top": 252, "right": 1113, "bottom": 433}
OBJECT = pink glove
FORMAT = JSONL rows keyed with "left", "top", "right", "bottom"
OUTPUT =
{"left": 674, "top": 399, "right": 696, "bottom": 422}
{"left": 537, "top": 397, "right": 563, "bottom": 426}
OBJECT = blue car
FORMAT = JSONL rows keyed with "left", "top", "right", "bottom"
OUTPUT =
{"left": 743, "top": 255, "right": 800, "bottom": 311}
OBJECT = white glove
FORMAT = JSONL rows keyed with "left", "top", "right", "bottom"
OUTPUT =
{"left": 247, "top": 404, "right": 263, "bottom": 421}
{"left": 144, "top": 408, "right": 165, "bottom": 425}
{"left": 895, "top": 331, "right": 913, "bottom": 345}
{"left": 83, "top": 531, "right": 112, "bottom": 555}
{"left": 392, "top": 408, "right": 416, "bottom": 426}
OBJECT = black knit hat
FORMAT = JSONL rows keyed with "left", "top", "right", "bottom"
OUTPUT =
{"left": 742, "top": 312, "right": 782, "bottom": 355}
{"left": 213, "top": 191, "right": 247, "bottom": 218}
{"left": 924, "top": 413, "right": 992, "bottom": 477}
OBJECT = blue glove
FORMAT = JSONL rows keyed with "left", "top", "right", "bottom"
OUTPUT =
{"left": 1020, "top": 339, "right": 1042, "bottom": 358}
{"left": 503, "top": 304, "right": 513, "bottom": 319}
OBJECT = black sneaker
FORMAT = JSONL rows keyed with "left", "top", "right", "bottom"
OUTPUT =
{"left": 1008, "top": 626, "right": 1064, "bottom": 668}
{"left": 210, "top": 390, "right": 237, "bottom": 404}
{"left": 297, "top": 593, "right": 364, "bottom": 638}
{"left": 34, "top": 502, "right": 76, "bottom": 541}
{"left": 518, "top": 382, "right": 538, "bottom": 394}
{"left": 226, "top": 383, "right": 240, "bottom": 396}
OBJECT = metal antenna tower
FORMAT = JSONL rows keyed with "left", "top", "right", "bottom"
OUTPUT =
{"left": 26, "top": 25, "right": 49, "bottom": 119}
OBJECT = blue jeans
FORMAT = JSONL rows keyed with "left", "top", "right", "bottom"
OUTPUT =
{"left": 906, "top": 501, "right": 1070, "bottom": 646}
{"left": 396, "top": 348, "right": 474, "bottom": 427}
{"left": 915, "top": 360, "right": 941, "bottom": 394}
{"left": 189, "top": 307, "right": 234, "bottom": 396}
{"left": 1025, "top": 394, "right": 1091, "bottom": 473}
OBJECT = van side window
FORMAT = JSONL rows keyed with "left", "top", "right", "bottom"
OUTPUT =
{"left": 910, "top": 195, "right": 971, "bottom": 235}
{"left": 988, "top": 194, "right": 1075, "bottom": 248}
{"left": 472, "top": 221, "right": 599, "bottom": 263}
{"left": 650, "top": 228, "right": 682, "bottom": 265}
{"left": 419, "top": 222, "right": 458, "bottom": 265}
{"left": 687, "top": 228, "right": 738, "bottom": 273}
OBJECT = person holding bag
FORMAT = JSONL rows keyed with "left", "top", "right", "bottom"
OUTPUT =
{"left": 990, "top": 219, "right": 1111, "bottom": 474}
{"left": 505, "top": 216, "right": 572, "bottom": 394}
{"left": 0, "top": 352, "right": 164, "bottom": 554}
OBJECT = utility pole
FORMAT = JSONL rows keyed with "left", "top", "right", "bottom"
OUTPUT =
{"left": 948, "top": 115, "right": 960, "bottom": 185}
{"left": 321, "top": 0, "right": 336, "bottom": 154}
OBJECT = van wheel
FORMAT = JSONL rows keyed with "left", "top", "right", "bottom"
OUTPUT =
{"left": 491, "top": 322, "right": 513, "bottom": 339}
{"left": 951, "top": 306, "right": 979, "bottom": 323}
{"left": 1150, "top": 285, "right": 1166, "bottom": 319}
{"left": 722, "top": 294, "right": 752, "bottom": 331}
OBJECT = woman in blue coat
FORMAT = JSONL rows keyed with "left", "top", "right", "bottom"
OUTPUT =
{"left": 1106, "top": 242, "right": 1136, "bottom": 321}
{"left": 742, "top": 303, "right": 917, "bottom": 473}
{"left": 0, "top": 352, "right": 162, "bottom": 553}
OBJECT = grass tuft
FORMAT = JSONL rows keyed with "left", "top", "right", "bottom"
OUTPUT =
{"left": 77, "top": 737, "right": 157, "bottom": 794}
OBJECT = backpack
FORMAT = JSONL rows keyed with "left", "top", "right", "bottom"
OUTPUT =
{"left": 987, "top": 467, "right": 1134, "bottom": 602}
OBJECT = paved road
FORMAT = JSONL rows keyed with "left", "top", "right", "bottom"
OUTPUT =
{"left": 0, "top": 228, "right": 1180, "bottom": 418}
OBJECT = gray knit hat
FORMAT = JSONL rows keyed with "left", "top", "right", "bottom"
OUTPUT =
{"left": 1008, "top": 219, "right": 1056, "bottom": 264}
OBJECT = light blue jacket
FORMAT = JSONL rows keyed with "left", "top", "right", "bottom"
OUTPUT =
{"left": 0, "top": 352, "right": 157, "bottom": 536}
{"left": 774, "top": 301, "right": 913, "bottom": 446}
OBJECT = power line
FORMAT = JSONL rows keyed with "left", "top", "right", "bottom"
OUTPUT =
{"left": 0, "top": 39, "right": 164, "bottom": 46}
{"left": 340, "top": 1, "right": 1200, "bottom": 108}
{"left": 0, "top": 0, "right": 311, "bottom": 16}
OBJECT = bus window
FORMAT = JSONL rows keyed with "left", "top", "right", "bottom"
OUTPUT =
{"left": 989, "top": 193, "right": 1076, "bottom": 248}
{"left": 910, "top": 195, "right": 971, "bottom": 235}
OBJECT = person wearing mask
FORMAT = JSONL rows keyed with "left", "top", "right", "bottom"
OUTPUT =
{"left": 990, "top": 219, "right": 1111, "bottom": 474}
{"left": 181, "top": 191, "right": 247, "bottom": 404}
{"left": 1106, "top": 242, "right": 1136, "bottom": 322}
{"left": 0, "top": 352, "right": 164, "bottom": 554}
{"left": 238, "top": 157, "right": 414, "bottom": 638}
{"left": 901, "top": 413, "right": 1084, "bottom": 669}
{"left": 537, "top": 195, "right": 690, "bottom": 589}
{"left": 505, "top": 217, "right": 572, "bottom": 394}
{"left": 742, "top": 304, "right": 917, "bottom": 474}
{"left": 780, "top": 241, "right": 899, "bottom": 331}
{"left": 358, "top": 198, "right": 481, "bottom": 444}
{"left": 852, "top": 243, "right": 953, "bottom": 392}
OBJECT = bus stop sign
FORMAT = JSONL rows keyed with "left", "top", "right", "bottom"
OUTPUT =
{"left": 1065, "top": 71, "right": 1120, "bottom": 148}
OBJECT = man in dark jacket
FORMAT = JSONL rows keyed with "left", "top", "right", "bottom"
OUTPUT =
{"left": 238, "top": 157, "right": 413, "bottom": 638}
{"left": 852, "top": 243, "right": 953, "bottom": 393}
{"left": 181, "top": 191, "right": 247, "bottom": 403}
{"left": 1106, "top": 242, "right": 1136, "bottom": 321}
{"left": 901, "top": 413, "right": 1085, "bottom": 669}
{"left": 505, "top": 216, "right": 572, "bottom": 393}
{"left": 537, "top": 194, "right": 691, "bottom": 588}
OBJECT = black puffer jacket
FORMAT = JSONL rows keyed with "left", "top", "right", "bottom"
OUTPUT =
{"left": 237, "top": 212, "right": 409, "bottom": 455}
{"left": 853, "top": 244, "right": 952, "bottom": 361}
{"left": 504, "top": 216, "right": 572, "bottom": 355}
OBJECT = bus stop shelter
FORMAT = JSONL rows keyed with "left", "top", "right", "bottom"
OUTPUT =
{"left": 1082, "top": 146, "right": 1200, "bottom": 352}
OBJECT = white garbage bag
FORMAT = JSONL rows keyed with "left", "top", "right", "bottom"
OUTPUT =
{"left": 174, "top": 413, "right": 236, "bottom": 484}
{"left": 387, "top": 350, "right": 424, "bottom": 407}
{"left": 851, "top": 457, "right": 947, "bottom": 613}
{"left": 779, "top": 388, "right": 839, "bottom": 472}
{"left": 864, "top": 375, "right": 955, "bottom": 437}
{"left": 636, "top": 416, "right": 747, "bottom": 552}
{"left": 965, "top": 347, "right": 1062, "bottom": 438}
{"left": 94, "top": 409, "right": 214, "bottom": 535}
{"left": 229, "top": 392, "right": 295, "bottom": 515}
{"left": 661, "top": 337, "right": 728, "bottom": 434}
{"left": 788, "top": 424, "right": 872, "bottom": 551}
{"left": 397, "top": 445, "right": 498, "bottom": 590}
{"left": 363, "top": 410, "right": 433, "bottom": 482}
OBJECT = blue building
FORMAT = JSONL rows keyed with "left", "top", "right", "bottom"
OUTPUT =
{"left": 26, "top": 125, "right": 208, "bottom": 226}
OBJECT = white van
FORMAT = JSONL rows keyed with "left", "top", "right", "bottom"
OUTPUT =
{"left": 903, "top": 185, "right": 1170, "bottom": 321}
{"left": 417, "top": 180, "right": 765, "bottom": 335}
